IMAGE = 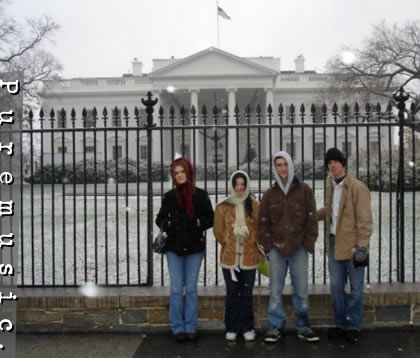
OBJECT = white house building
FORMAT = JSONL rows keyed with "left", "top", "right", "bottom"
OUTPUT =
{"left": 40, "top": 47, "right": 388, "bottom": 167}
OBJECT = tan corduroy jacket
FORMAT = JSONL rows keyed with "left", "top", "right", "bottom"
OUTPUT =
{"left": 213, "top": 199, "right": 261, "bottom": 269}
{"left": 317, "top": 174, "right": 373, "bottom": 260}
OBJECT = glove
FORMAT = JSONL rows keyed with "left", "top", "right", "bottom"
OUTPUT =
{"left": 353, "top": 247, "right": 369, "bottom": 268}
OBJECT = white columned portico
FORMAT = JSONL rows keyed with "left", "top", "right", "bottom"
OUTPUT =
{"left": 265, "top": 88, "right": 274, "bottom": 160}
{"left": 152, "top": 91, "right": 161, "bottom": 162}
{"left": 227, "top": 88, "right": 237, "bottom": 166}
{"left": 189, "top": 89, "right": 200, "bottom": 163}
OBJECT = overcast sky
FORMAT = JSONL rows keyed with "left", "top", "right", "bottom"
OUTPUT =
{"left": 7, "top": 0, "right": 420, "bottom": 78}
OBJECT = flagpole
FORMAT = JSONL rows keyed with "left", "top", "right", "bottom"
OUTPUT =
{"left": 216, "top": 0, "right": 220, "bottom": 48}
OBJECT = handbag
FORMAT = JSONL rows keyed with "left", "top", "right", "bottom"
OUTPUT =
{"left": 257, "top": 245, "right": 270, "bottom": 277}
{"left": 152, "top": 227, "right": 167, "bottom": 254}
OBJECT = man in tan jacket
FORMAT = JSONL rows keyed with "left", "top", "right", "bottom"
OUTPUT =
{"left": 317, "top": 148, "right": 372, "bottom": 344}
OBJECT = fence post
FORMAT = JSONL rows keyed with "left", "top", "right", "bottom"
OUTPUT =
{"left": 393, "top": 87, "right": 409, "bottom": 282}
{"left": 141, "top": 91, "right": 158, "bottom": 286}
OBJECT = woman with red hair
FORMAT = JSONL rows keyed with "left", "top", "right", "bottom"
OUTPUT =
{"left": 156, "top": 157, "right": 214, "bottom": 343}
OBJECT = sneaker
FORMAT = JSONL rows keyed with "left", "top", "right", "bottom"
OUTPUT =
{"left": 346, "top": 329, "right": 360, "bottom": 343}
{"left": 327, "top": 327, "right": 346, "bottom": 339}
{"left": 297, "top": 329, "right": 320, "bottom": 342}
{"left": 243, "top": 330, "right": 256, "bottom": 341}
{"left": 225, "top": 332, "right": 237, "bottom": 341}
{"left": 174, "top": 332, "right": 186, "bottom": 343}
{"left": 264, "top": 327, "right": 283, "bottom": 343}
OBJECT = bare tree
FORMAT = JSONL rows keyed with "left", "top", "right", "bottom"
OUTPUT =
{"left": 326, "top": 20, "right": 420, "bottom": 129}
{"left": 0, "top": 0, "right": 62, "bottom": 108}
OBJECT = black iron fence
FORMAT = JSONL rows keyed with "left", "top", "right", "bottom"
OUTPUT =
{"left": 19, "top": 89, "right": 418, "bottom": 287}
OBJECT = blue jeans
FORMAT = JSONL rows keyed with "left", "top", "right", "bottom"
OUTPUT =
{"left": 222, "top": 268, "right": 256, "bottom": 333}
{"left": 166, "top": 251, "right": 204, "bottom": 334}
{"left": 268, "top": 248, "right": 311, "bottom": 333}
{"left": 328, "top": 236, "right": 365, "bottom": 331}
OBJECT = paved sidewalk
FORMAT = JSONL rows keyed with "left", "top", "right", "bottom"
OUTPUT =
{"left": 16, "top": 333, "right": 142, "bottom": 358}
{"left": 16, "top": 328, "right": 420, "bottom": 358}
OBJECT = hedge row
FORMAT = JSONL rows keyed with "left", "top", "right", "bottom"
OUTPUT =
{"left": 25, "top": 152, "right": 420, "bottom": 191}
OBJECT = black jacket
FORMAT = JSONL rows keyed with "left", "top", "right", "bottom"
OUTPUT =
{"left": 155, "top": 187, "right": 214, "bottom": 256}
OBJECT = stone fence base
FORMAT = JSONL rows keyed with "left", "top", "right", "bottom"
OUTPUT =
{"left": 16, "top": 283, "right": 420, "bottom": 333}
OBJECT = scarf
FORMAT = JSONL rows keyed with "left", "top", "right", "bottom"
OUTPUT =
{"left": 218, "top": 170, "right": 251, "bottom": 238}
{"left": 170, "top": 157, "right": 195, "bottom": 219}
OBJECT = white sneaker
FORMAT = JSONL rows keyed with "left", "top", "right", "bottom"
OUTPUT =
{"left": 225, "top": 332, "right": 237, "bottom": 341}
{"left": 243, "top": 330, "right": 256, "bottom": 341}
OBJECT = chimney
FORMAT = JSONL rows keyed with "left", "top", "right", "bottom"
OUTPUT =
{"left": 132, "top": 58, "right": 143, "bottom": 76}
{"left": 294, "top": 55, "right": 305, "bottom": 73}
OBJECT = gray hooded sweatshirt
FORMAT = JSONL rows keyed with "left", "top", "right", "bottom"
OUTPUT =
{"left": 272, "top": 151, "right": 294, "bottom": 195}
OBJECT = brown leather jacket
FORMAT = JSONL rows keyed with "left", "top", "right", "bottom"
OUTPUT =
{"left": 259, "top": 177, "right": 318, "bottom": 257}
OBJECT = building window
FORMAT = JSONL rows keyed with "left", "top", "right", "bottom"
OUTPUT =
{"left": 341, "top": 142, "right": 352, "bottom": 157}
{"left": 57, "top": 111, "right": 67, "bottom": 128}
{"left": 370, "top": 141, "right": 379, "bottom": 154}
{"left": 140, "top": 145, "right": 147, "bottom": 160}
{"left": 212, "top": 153, "right": 224, "bottom": 164}
{"left": 286, "top": 143, "right": 296, "bottom": 159}
{"left": 140, "top": 109, "right": 147, "bottom": 126}
{"left": 179, "top": 144, "right": 190, "bottom": 158}
{"left": 58, "top": 146, "right": 67, "bottom": 153}
{"left": 312, "top": 104, "right": 324, "bottom": 123}
{"left": 57, "top": 119, "right": 67, "bottom": 128}
{"left": 85, "top": 146, "right": 95, "bottom": 153}
{"left": 83, "top": 109, "right": 96, "bottom": 128}
{"left": 113, "top": 145, "right": 122, "bottom": 160}
{"left": 112, "top": 109, "right": 122, "bottom": 127}
{"left": 314, "top": 143, "right": 324, "bottom": 160}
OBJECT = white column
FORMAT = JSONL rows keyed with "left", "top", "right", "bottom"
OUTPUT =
{"left": 265, "top": 88, "right": 274, "bottom": 160}
{"left": 227, "top": 88, "right": 237, "bottom": 166}
{"left": 189, "top": 89, "right": 200, "bottom": 163}
{"left": 152, "top": 91, "right": 161, "bottom": 162}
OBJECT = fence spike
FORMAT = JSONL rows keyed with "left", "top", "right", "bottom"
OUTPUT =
{"left": 113, "top": 106, "right": 119, "bottom": 119}
{"left": 70, "top": 108, "right": 76, "bottom": 124}
{"left": 300, "top": 103, "right": 305, "bottom": 123}
{"left": 332, "top": 103, "right": 338, "bottom": 123}
{"left": 102, "top": 106, "right": 108, "bottom": 119}
{"left": 343, "top": 103, "right": 349, "bottom": 115}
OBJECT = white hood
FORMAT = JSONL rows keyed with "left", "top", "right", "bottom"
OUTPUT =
{"left": 272, "top": 151, "right": 294, "bottom": 195}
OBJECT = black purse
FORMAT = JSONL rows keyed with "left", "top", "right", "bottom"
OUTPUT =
{"left": 152, "top": 227, "right": 167, "bottom": 254}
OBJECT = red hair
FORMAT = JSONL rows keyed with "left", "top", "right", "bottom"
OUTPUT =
{"left": 170, "top": 157, "right": 195, "bottom": 218}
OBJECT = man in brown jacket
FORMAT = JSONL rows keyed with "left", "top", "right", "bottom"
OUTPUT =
{"left": 317, "top": 147, "right": 372, "bottom": 344}
{"left": 259, "top": 151, "right": 319, "bottom": 343}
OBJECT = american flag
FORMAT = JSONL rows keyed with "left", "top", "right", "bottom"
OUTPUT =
{"left": 217, "top": 6, "right": 231, "bottom": 20}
